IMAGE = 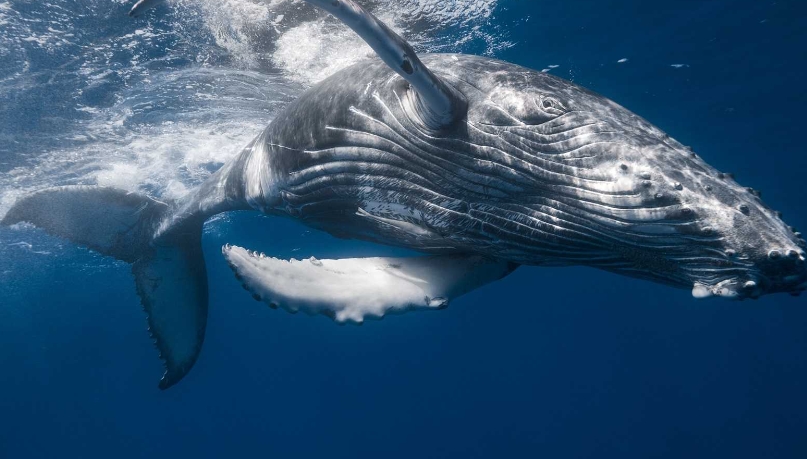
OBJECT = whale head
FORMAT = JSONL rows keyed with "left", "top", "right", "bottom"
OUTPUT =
{"left": 456, "top": 58, "right": 806, "bottom": 300}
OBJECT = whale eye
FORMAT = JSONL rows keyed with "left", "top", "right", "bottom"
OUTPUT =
{"left": 478, "top": 88, "right": 565, "bottom": 126}
{"left": 538, "top": 96, "right": 565, "bottom": 115}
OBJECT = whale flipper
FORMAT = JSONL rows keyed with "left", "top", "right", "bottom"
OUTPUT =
{"left": 1, "top": 186, "right": 207, "bottom": 389}
{"left": 128, "top": 0, "right": 466, "bottom": 129}
{"left": 222, "top": 245, "right": 516, "bottom": 323}
{"left": 304, "top": 0, "right": 467, "bottom": 129}
{"left": 128, "top": 0, "right": 166, "bottom": 17}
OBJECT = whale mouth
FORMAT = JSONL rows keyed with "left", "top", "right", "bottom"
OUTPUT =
{"left": 692, "top": 275, "right": 807, "bottom": 300}
{"left": 691, "top": 279, "right": 765, "bottom": 300}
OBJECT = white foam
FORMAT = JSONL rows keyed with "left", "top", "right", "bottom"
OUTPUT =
{"left": 1, "top": 0, "right": 507, "bottom": 220}
{"left": 271, "top": 18, "right": 376, "bottom": 84}
{"left": 0, "top": 69, "right": 293, "bottom": 217}
{"left": 192, "top": 0, "right": 277, "bottom": 68}
{"left": 185, "top": 0, "right": 505, "bottom": 85}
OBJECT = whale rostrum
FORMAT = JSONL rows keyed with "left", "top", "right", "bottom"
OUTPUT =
{"left": 2, "top": 0, "right": 804, "bottom": 388}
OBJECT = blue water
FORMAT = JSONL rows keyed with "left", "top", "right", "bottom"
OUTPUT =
{"left": 1, "top": 0, "right": 807, "bottom": 457}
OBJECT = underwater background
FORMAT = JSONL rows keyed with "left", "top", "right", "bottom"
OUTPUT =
{"left": 1, "top": 0, "right": 806, "bottom": 457}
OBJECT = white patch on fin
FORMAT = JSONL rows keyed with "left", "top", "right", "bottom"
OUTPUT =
{"left": 692, "top": 283, "right": 714, "bottom": 299}
{"left": 692, "top": 280, "right": 740, "bottom": 299}
{"left": 221, "top": 245, "right": 515, "bottom": 323}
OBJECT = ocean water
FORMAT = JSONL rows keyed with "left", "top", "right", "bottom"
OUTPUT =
{"left": 1, "top": 0, "right": 806, "bottom": 457}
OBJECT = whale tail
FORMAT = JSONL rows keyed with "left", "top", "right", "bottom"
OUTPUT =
{"left": 1, "top": 186, "right": 207, "bottom": 389}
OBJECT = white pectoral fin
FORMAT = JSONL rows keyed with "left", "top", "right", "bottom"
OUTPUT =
{"left": 221, "top": 245, "right": 516, "bottom": 323}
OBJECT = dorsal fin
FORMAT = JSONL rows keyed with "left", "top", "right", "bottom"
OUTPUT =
{"left": 128, "top": 0, "right": 467, "bottom": 129}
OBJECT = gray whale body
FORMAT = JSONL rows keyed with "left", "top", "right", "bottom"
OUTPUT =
{"left": 3, "top": 0, "right": 805, "bottom": 388}
{"left": 214, "top": 52, "right": 806, "bottom": 297}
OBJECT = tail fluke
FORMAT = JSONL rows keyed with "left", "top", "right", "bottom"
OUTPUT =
{"left": 134, "top": 236, "right": 207, "bottom": 389}
{"left": 1, "top": 186, "right": 165, "bottom": 262}
{"left": 2, "top": 186, "right": 207, "bottom": 389}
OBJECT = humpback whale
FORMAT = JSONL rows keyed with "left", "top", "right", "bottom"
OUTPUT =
{"left": 3, "top": 0, "right": 805, "bottom": 388}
